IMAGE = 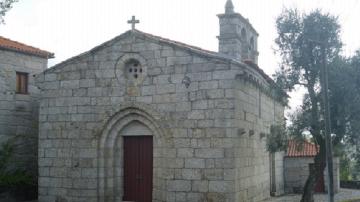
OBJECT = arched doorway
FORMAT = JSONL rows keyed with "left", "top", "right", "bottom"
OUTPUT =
{"left": 122, "top": 121, "right": 153, "bottom": 201}
{"left": 98, "top": 105, "right": 170, "bottom": 202}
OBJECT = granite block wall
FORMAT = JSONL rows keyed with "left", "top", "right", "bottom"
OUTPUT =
{"left": 234, "top": 73, "right": 285, "bottom": 202}
{"left": 0, "top": 49, "right": 47, "bottom": 175}
{"left": 284, "top": 157, "right": 340, "bottom": 193}
{"left": 36, "top": 31, "right": 285, "bottom": 202}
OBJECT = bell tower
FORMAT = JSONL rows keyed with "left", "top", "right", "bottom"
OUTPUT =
{"left": 217, "top": 0, "right": 259, "bottom": 63}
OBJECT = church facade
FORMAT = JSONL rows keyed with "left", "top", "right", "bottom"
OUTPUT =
{"left": 36, "top": 1, "right": 285, "bottom": 201}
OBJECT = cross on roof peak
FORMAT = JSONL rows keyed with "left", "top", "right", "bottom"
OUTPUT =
{"left": 127, "top": 16, "right": 140, "bottom": 30}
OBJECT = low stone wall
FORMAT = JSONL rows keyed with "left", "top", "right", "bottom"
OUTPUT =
{"left": 341, "top": 181, "right": 360, "bottom": 189}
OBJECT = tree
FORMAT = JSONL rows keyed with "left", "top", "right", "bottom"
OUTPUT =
{"left": 274, "top": 9, "right": 342, "bottom": 202}
{"left": 335, "top": 142, "right": 353, "bottom": 181}
{"left": 328, "top": 51, "right": 360, "bottom": 180}
{"left": 0, "top": 0, "right": 18, "bottom": 24}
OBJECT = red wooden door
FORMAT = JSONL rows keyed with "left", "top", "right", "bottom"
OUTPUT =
{"left": 123, "top": 136, "right": 153, "bottom": 202}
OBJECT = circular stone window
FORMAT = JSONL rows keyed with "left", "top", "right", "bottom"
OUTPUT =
{"left": 115, "top": 54, "right": 148, "bottom": 88}
{"left": 125, "top": 59, "right": 144, "bottom": 83}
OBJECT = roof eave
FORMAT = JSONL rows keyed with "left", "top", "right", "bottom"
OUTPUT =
{"left": 0, "top": 46, "right": 54, "bottom": 59}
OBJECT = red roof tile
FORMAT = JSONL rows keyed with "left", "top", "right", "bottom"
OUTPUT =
{"left": 286, "top": 140, "right": 319, "bottom": 157}
{"left": 0, "top": 36, "right": 54, "bottom": 58}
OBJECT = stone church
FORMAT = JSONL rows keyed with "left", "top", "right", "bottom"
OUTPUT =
{"left": 35, "top": 1, "right": 286, "bottom": 201}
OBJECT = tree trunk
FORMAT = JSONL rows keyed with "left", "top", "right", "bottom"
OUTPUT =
{"left": 301, "top": 141, "right": 326, "bottom": 202}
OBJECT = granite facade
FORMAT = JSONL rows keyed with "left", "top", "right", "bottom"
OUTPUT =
{"left": 36, "top": 29, "right": 285, "bottom": 202}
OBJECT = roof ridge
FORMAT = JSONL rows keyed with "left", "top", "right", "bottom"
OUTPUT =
{"left": 133, "top": 30, "right": 283, "bottom": 90}
{"left": 133, "top": 29, "right": 218, "bottom": 55}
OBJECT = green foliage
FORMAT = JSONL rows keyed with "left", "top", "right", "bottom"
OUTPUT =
{"left": 340, "top": 157, "right": 352, "bottom": 181}
{"left": 335, "top": 143, "right": 353, "bottom": 181}
{"left": 274, "top": 8, "right": 343, "bottom": 144}
{"left": 328, "top": 54, "right": 360, "bottom": 145}
{"left": 0, "top": 0, "right": 18, "bottom": 24}
{"left": 274, "top": 8, "right": 342, "bottom": 91}
{"left": 275, "top": 7, "right": 360, "bottom": 201}
{"left": 0, "top": 170, "right": 33, "bottom": 187}
{"left": 0, "top": 138, "right": 34, "bottom": 188}
{"left": 327, "top": 51, "right": 360, "bottom": 175}
{"left": 274, "top": 8, "right": 346, "bottom": 201}
{"left": 266, "top": 124, "right": 288, "bottom": 153}
{"left": 0, "top": 139, "right": 13, "bottom": 172}
{"left": 353, "top": 145, "right": 360, "bottom": 180}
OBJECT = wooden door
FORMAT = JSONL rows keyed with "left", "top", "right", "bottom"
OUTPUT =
{"left": 123, "top": 136, "right": 153, "bottom": 202}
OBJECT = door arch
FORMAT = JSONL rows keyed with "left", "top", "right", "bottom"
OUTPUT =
{"left": 98, "top": 105, "right": 169, "bottom": 202}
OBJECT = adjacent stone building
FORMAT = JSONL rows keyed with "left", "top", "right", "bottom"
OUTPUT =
{"left": 35, "top": 1, "right": 286, "bottom": 201}
{"left": 0, "top": 36, "right": 53, "bottom": 175}
{"left": 284, "top": 140, "right": 340, "bottom": 194}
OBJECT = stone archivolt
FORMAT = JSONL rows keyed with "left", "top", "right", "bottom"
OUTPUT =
{"left": 98, "top": 103, "right": 171, "bottom": 201}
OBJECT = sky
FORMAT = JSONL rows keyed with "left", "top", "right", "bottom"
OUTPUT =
{"left": 1, "top": 0, "right": 360, "bottom": 112}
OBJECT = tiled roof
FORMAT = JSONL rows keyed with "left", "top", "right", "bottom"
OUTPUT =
{"left": 286, "top": 140, "right": 319, "bottom": 157}
{"left": 0, "top": 36, "right": 54, "bottom": 58}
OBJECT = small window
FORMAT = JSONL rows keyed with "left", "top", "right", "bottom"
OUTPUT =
{"left": 125, "top": 59, "right": 142, "bottom": 80}
{"left": 16, "top": 72, "right": 28, "bottom": 94}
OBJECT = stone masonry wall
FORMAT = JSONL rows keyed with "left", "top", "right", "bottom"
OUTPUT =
{"left": 0, "top": 49, "right": 47, "bottom": 175}
{"left": 284, "top": 157, "right": 339, "bottom": 193}
{"left": 323, "top": 157, "right": 340, "bottom": 193}
{"left": 273, "top": 152, "right": 285, "bottom": 196}
{"left": 234, "top": 77, "right": 285, "bottom": 201}
{"left": 36, "top": 31, "right": 284, "bottom": 202}
{"left": 284, "top": 157, "right": 317, "bottom": 193}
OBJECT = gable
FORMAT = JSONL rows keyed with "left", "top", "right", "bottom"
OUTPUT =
{"left": 40, "top": 30, "right": 273, "bottom": 85}
{"left": 35, "top": 29, "right": 286, "bottom": 104}
{"left": 42, "top": 30, "right": 228, "bottom": 74}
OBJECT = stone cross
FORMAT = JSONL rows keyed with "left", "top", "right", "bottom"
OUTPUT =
{"left": 127, "top": 16, "right": 140, "bottom": 30}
